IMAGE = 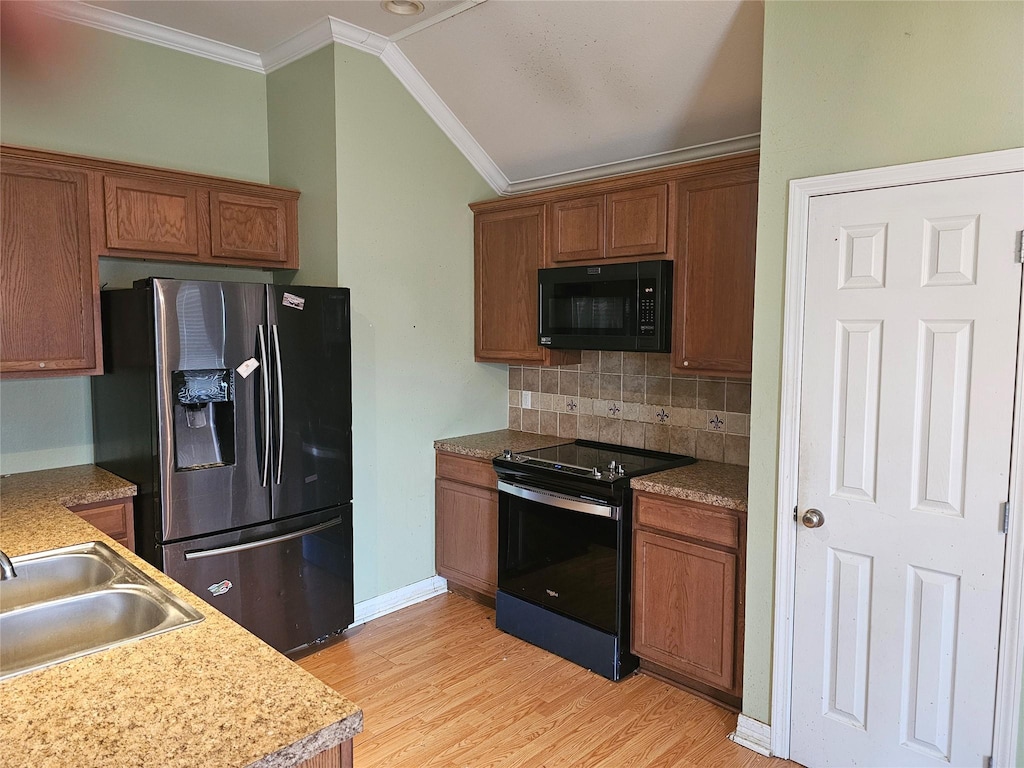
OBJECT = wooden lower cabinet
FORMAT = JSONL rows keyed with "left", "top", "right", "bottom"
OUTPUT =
{"left": 435, "top": 451, "right": 499, "bottom": 603}
{"left": 296, "top": 739, "right": 353, "bottom": 768}
{"left": 631, "top": 490, "right": 745, "bottom": 709}
{"left": 67, "top": 497, "right": 135, "bottom": 551}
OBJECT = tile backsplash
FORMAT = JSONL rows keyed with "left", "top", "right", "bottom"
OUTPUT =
{"left": 508, "top": 351, "right": 750, "bottom": 465}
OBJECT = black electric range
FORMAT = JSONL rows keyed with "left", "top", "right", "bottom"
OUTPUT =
{"left": 492, "top": 440, "right": 695, "bottom": 681}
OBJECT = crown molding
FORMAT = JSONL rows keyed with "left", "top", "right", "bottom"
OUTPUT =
{"left": 504, "top": 133, "right": 762, "bottom": 195}
{"left": 379, "top": 42, "right": 510, "bottom": 194}
{"left": 262, "top": 16, "right": 389, "bottom": 73}
{"left": 40, "top": 2, "right": 264, "bottom": 72}
{"left": 42, "top": 2, "right": 759, "bottom": 198}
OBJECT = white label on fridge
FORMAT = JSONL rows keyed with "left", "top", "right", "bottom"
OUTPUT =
{"left": 282, "top": 292, "right": 305, "bottom": 310}
{"left": 235, "top": 358, "right": 260, "bottom": 378}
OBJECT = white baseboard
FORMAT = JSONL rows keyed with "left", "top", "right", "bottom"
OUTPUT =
{"left": 729, "top": 714, "right": 772, "bottom": 757}
{"left": 351, "top": 575, "right": 448, "bottom": 627}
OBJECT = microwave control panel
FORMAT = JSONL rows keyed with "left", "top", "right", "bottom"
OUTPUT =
{"left": 639, "top": 280, "right": 657, "bottom": 336}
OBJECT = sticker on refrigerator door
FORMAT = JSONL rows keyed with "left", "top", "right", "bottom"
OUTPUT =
{"left": 281, "top": 292, "right": 305, "bottom": 310}
{"left": 235, "top": 358, "right": 260, "bottom": 379}
{"left": 207, "top": 580, "right": 233, "bottom": 597}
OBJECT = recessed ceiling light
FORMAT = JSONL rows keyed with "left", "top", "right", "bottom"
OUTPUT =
{"left": 381, "top": 0, "right": 425, "bottom": 15}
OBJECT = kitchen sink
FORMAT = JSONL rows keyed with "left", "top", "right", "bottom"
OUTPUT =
{"left": 0, "top": 550, "right": 119, "bottom": 610}
{"left": 0, "top": 542, "right": 203, "bottom": 681}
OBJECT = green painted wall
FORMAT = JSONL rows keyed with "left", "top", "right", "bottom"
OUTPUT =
{"left": 267, "top": 46, "right": 339, "bottom": 288}
{"left": 747, "top": 0, "right": 1024, "bottom": 743}
{"left": 331, "top": 46, "right": 503, "bottom": 601}
{"left": 0, "top": 20, "right": 271, "bottom": 474}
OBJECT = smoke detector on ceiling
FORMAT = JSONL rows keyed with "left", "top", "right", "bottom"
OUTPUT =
{"left": 381, "top": 0, "right": 425, "bottom": 15}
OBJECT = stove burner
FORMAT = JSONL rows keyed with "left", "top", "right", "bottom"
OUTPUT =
{"left": 497, "top": 440, "right": 694, "bottom": 485}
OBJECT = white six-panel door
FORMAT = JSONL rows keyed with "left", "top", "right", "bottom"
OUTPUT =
{"left": 791, "top": 172, "right": 1024, "bottom": 767}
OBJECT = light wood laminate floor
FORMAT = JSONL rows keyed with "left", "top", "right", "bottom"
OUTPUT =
{"left": 299, "top": 592, "right": 803, "bottom": 768}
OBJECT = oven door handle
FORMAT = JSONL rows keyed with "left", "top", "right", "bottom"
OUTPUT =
{"left": 497, "top": 481, "right": 621, "bottom": 520}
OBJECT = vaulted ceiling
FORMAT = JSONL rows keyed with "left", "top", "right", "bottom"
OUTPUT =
{"left": 41, "top": 0, "right": 764, "bottom": 194}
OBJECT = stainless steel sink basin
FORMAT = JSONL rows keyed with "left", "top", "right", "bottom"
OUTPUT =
{"left": 0, "top": 550, "right": 118, "bottom": 610}
{"left": 0, "top": 542, "right": 203, "bottom": 681}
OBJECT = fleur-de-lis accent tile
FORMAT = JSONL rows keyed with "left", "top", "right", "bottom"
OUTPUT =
{"left": 709, "top": 414, "right": 724, "bottom": 431}
{"left": 567, "top": 399, "right": 577, "bottom": 412}
{"left": 656, "top": 408, "right": 669, "bottom": 423}
{"left": 609, "top": 403, "right": 621, "bottom": 416}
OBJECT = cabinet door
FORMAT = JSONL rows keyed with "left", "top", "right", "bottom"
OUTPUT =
{"left": 1, "top": 159, "right": 101, "bottom": 377}
{"left": 607, "top": 184, "right": 668, "bottom": 259}
{"left": 633, "top": 529, "right": 737, "bottom": 691}
{"left": 435, "top": 478, "right": 498, "bottom": 596}
{"left": 68, "top": 498, "right": 135, "bottom": 551}
{"left": 104, "top": 175, "right": 200, "bottom": 256}
{"left": 548, "top": 195, "right": 605, "bottom": 263}
{"left": 672, "top": 172, "right": 757, "bottom": 374}
{"left": 211, "top": 191, "right": 293, "bottom": 266}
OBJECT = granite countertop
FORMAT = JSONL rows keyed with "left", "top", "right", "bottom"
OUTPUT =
{"left": 433, "top": 428, "right": 570, "bottom": 460}
{"left": 0, "top": 465, "right": 362, "bottom": 768}
{"left": 631, "top": 461, "right": 749, "bottom": 512}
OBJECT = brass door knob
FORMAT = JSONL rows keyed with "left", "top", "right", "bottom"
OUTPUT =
{"left": 801, "top": 509, "right": 824, "bottom": 528}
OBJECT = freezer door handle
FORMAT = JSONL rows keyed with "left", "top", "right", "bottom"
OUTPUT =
{"left": 183, "top": 517, "right": 340, "bottom": 560}
{"left": 271, "top": 323, "right": 284, "bottom": 485}
{"left": 257, "top": 325, "right": 271, "bottom": 487}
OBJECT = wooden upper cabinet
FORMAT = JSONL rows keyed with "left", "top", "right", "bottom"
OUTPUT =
{"left": 475, "top": 205, "right": 578, "bottom": 366}
{"left": 2, "top": 145, "right": 300, "bottom": 271}
{"left": 548, "top": 195, "right": 605, "bottom": 262}
{"left": 547, "top": 183, "right": 669, "bottom": 265}
{"left": 104, "top": 175, "right": 200, "bottom": 256}
{"left": 672, "top": 166, "right": 758, "bottom": 376}
{"left": 211, "top": 191, "right": 293, "bottom": 266}
{"left": 606, "top": 183, "right": 669, "bottom": 259}
{"left": 1, "top": 157, "right": 101, "bottom": 378}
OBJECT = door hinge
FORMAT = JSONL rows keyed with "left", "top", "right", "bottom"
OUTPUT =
{"left": 793, "top": 505, "right": 798, "bottom": 522}
{"left": 1015, "top": 230, "right": 1023, "bottom": 263}
{"left": 1002, "top": 501, "right": 1011, "bottom": 534}
{"left": 984, "top": 755, "right": 993, "bottom": 768}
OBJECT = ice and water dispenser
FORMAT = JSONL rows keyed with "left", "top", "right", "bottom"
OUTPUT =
{"left": 172, "top": 369, "right": 236, "bottom": 470}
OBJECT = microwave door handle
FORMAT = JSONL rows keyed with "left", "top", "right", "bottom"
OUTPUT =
{"left": 272, "top": 323, "right": 284, "bottom": 485}
{"left": 256, "top": 325, "right": 271, "bottom": 487}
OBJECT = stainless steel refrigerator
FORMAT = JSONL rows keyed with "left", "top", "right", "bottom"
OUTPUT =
{"left": 92, "top": 278, "right": 354, "bottom": 655}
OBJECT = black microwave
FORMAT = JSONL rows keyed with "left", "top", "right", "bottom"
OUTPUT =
{"left": 538, "top": 260, "right": 672, "bottom": 352}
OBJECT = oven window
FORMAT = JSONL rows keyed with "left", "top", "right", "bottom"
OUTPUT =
{"left": 544, "top": 280, "right": 634, "bottom": 336}
{"left": 498, "top": 492, "right": 618, "bottom": 633}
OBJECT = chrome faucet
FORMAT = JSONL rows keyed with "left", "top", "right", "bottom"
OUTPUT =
{"left": 0, "top": 550, "right": 16, "bottom": 580}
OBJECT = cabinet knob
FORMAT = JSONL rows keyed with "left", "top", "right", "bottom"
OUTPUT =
{"left": 38, "top": 363, "right": 45, "bottom": 368}
{"left": 682, "top": 360, "right": 689, "bottom": 367}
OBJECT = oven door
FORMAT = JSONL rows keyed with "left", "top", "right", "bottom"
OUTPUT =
{"left": 497, "top": 480, "right": 622, "bottom": 634}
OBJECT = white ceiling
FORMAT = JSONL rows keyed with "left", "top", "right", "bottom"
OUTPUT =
{"left": 42, "top": 0, "right": 764, "bottom": 193}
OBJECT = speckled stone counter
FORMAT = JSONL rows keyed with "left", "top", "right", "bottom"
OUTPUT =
{"left": 0, "top": 465, "right": 362, "bottom": 768}
{"left": 433, "top": 428, "right": 570, "bottom": 460}
{"left": 631, "top": 460, "right": 748, "bottom": 512}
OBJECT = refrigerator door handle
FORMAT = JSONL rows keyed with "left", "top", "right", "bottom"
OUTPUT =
{"left": 271, "top": 323, "right": 284, "bottom": 485}
{"left": 183, "top": 517, "right": 340, "bottom": 560}
{"left": 256, "top": 325, "right": 271, "bottom": 487}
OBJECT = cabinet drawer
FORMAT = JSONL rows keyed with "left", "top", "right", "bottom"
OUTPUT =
{"left": 436, "top": 451, "right": 498, "bottom": 490}
{"left": 634, "top": 492, "right": 739, "bottom": 549}
{"left": 67, "top": 498, "right": 134, "bottom": 550}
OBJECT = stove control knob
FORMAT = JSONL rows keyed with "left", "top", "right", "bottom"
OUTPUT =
{"left": 592, "top": 467, "right": 602, "bottom": 478}
{"left": 617, "top": 464, "right": 626, "bottom": 476}
{"left": 502, "top": 449, "right": 512, "bottom": 459}
{"left": 608, "top": 461, "right": 618, "bottom": 472}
